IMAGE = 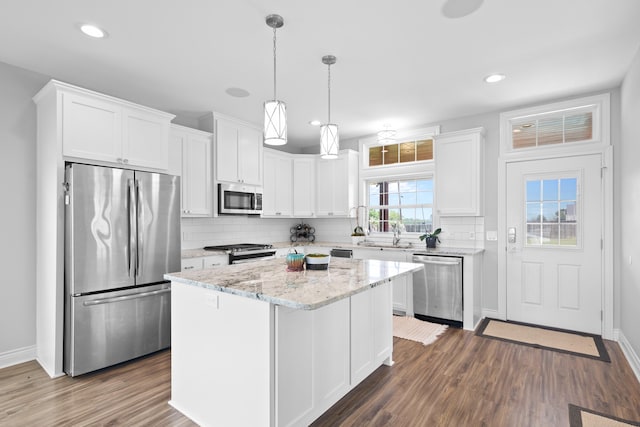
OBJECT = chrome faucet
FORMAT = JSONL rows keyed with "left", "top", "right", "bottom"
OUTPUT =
{"left": 392, "top": 226, "right": 401, "bottom": 246}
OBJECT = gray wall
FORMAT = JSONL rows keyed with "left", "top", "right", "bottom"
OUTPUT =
{"left": 0, "top": 61, "right": 49, "bottom": 356}
{"left": 620, "top": 46, "right": 640, "bottom": 355}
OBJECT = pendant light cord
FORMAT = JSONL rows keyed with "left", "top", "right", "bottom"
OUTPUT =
{"left": 273, "top": 26, "right": 277, "bottom": 100}
{"left": 327, "top": 63, "right": 331, "bottom": 123}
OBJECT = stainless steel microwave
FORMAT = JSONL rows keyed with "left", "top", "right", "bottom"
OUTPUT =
{"left": 218, "top": 183, "right": 263, "bottom": 215}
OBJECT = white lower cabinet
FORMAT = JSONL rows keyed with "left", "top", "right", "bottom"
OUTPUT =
{"left": 181, "top": 258, "right": 202, "bottom": 271}
{"left": 276, "top": 282, "right": 391, "bottom": 427}
{"left": 180, "top": 255, "right": 228, "bottom": 271}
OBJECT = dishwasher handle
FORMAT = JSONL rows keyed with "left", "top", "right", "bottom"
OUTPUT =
{"left": 412, "top": 254, "right": 462, "bottom": 266}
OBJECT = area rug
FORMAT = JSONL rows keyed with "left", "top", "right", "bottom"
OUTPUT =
{"left": 475, "top": 318, "right": 610, "bottom": 362}
{"left": 569, "top": 404, "right": 640, "bottom": 427}
{"left": 392, "top": 315, "right": 448, "bottom": 346}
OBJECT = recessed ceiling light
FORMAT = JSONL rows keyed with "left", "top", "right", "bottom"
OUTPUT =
{"left": 225, "top": 87, "right": 250, "bottom": 98}
{"left": 513, "top": 129, "right": 521, "bottom": 133}
{"left": 484, "top": 73, "right": 506, "bottom": 83}
{"left": 79, "top": 24, "right": 107, "bottom": 38}
{"left": 309, "top": 120, "right": 321, "bottom": 126}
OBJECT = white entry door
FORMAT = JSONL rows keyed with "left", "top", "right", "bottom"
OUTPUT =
{"left": 505, "top": 154, "right": 602, "bottom": 334}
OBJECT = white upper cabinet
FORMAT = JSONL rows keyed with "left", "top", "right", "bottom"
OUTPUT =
{"left": 434, "top": 128, "right": 484, "bottom": 216}
{"left": 316, "top": 150, "right": 359, "bottom": 217}
{"left": 170, "top": 125, "right": 213, "bottom": 217}
{"left": 292, "top": 157, "right": 316, "bottom": 217}
{"left": 55, "top": 82, "right": 174, "bottom": 170}
{"left": 214, "top": 117, "right": 263, "bottom": 186}
{"left": 262, "top": 149, "right": 293, "bottom": 217}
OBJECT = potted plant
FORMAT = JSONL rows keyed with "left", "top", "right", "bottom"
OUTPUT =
{"left": 419, "top": 228, "right": 441, "bottom": 248}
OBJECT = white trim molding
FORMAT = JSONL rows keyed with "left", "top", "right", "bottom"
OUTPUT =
{"left": 616, "top": 329, "right": 640, "bottom": 385}
{"left": 497, "top": 92, "right": 614, "bottom": 339}
{"left": 0, "top": 345, "right": 36, "bottom": 370}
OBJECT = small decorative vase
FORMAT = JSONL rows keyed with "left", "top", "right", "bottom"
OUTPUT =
{"left": 426, "top": 237, "right": 438, "bottom": 248}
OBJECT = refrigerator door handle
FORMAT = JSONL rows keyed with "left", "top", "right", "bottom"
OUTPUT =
{"left": 136, "top": 179, "right": 142, "bottom": 277}
{"left": 128, "top": 179, "right": 137, "bottom": 277}
{"left": 82, "top": 288, "right": 171, "bottom": 306}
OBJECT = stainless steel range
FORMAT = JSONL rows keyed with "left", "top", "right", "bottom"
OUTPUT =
{"left": 204, "top": 243, "right": 276, "bottom": 264}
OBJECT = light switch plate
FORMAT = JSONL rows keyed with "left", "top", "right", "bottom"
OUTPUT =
{"left": 486, "top": 231, "right": 498, "bottom": 241}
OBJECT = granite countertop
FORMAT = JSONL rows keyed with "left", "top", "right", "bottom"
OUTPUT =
{"left": 165, "top": 257, "right": 423, "bottom": 310}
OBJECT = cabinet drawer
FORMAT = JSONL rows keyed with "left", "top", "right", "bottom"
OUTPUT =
{"left": 181, "top": 258, "right": 203, "bottom": 271}
{"left": 203, "top": 255, "right": 228, "bottom": 269}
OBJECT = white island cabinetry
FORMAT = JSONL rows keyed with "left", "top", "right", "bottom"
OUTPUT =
{"left": 167, "top": 258, "right": 421, "bottom": 427}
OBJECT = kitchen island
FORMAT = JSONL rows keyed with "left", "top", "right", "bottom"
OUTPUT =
{"left": 165, "top": 257, "right": 423, "bottom": 427}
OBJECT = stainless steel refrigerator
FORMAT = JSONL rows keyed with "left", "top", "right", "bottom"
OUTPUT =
{"left": 64, "top": 163, "right": 180, "bottom": 376}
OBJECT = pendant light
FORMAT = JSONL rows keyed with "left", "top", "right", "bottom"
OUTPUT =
{"left": 320, "top": 55, "right": 339, "bottom": 159}
{"left": 264, "top": 14, "right": 287, "bottom": 146}
{"left": 377, "top": 125, "right": 397, "bottom": 144}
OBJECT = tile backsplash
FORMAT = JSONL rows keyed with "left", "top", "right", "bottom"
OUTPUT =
{"left": 437, "top": 216, "right": 485, "bottom": 249}
{"left": 181, "top": 216, "right": 484, "bottom": 250}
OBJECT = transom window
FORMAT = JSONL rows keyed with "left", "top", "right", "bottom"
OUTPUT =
{"left": 368, "top": 138, "right": 433, "bottom": 167}
{"left": 525, "top": 177, "right": 578, "bottom": 246}
{"left": 512, "top": 107, "right": 594, "bottom": 150}
{"left": 368, "top": 178, "right": 433, "bottom": 233}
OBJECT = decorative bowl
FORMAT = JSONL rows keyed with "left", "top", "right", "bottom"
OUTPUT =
{"left": 305, "top": 253, "right": 330, "bottom": 270}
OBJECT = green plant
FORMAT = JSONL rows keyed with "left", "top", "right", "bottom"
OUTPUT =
{"left": 419, "top": 228, "right": 442, "bottom": 243}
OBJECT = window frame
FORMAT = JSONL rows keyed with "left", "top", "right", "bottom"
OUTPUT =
{"left": 499, "top": 94, "right": 609, "bottom": 159}
{"left": 365, "top": 176, "right": 435, "bottom": 236}
{"left": 359, "top": 126, "right": 440, "bottom": 238}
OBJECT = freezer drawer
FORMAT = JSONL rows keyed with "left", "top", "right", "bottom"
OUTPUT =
{"left": 412, "top": 254, "right": 463, "bottom": 325}
{"left": 65, "top": 283, "right": 171, "bottom": 376}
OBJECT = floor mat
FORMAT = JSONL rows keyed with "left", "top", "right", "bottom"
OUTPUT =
{"left": 475, "top": 318, "right": 610, "bottom": 362}
{"left": 569, "top": 404, "right": 640, "bottom": 427}
{"left": 393, "top": 315, "right": 448, "bottom": 346}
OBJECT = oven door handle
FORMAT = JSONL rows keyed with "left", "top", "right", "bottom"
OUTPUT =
{"left": 232, "top": 255, "right": 275, "bottom": 265}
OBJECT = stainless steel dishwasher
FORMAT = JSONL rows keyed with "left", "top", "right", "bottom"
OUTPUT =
{"left": 412, "top": 254, "right": 463, "bottom": 327}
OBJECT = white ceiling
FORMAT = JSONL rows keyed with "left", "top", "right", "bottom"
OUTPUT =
{"left": 2, "top": 1, "right": 640, "bottom": 149}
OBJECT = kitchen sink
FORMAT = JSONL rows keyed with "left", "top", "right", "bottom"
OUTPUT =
{"left": 358, "top": 241, "right": 414, "bottom": 249}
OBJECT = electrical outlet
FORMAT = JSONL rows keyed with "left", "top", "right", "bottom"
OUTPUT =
{"left": 469, "top": 232, "right": 475, "bottom": 240}
{"left": 486, "top": 231, "right": 498, "bottom": 241}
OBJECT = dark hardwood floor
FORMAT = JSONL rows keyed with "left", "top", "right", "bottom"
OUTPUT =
{"left": 2, "top": 328, "right": 639, "bottom": 426}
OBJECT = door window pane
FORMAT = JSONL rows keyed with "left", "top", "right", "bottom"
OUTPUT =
{"left": 525, "top": 176, "right": 578, "bottom": 247}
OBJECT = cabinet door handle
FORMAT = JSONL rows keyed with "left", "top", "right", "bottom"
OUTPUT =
{"left": 184, "top": 266, "right": 195, "bottom": 270}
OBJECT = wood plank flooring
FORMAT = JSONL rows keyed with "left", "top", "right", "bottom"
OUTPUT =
{"left": 2, "top": 327, "right": 639, "bottom": 426}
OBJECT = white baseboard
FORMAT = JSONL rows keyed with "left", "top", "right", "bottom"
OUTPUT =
{"left": 0, "top": 345, "right": 36, "bottom": 370}
{"left": 616, "top": 329, "right": 640, "bottom": 385}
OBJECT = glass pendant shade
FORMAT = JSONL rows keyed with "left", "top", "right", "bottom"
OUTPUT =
{"left": 264, "top": 99, "right": 287, "bottom": 146}
{"left": 377, "top": 127, "right": 396, "bottom": 144}
{"left": 320, "top": 123, "right": 339, "bottom": 159}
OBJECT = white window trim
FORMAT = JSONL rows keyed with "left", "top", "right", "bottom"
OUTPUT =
{"left": 359, "top": 125, "right": 440, "bottom": 174}
{"left": 499, "top": 93, "right": 610, "bottom": 159}
{"left": 363, "top": 173, "right": 436, "bottom": 243}
{"left": 497, "top": 92, "right": 613, "bottom": 340}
